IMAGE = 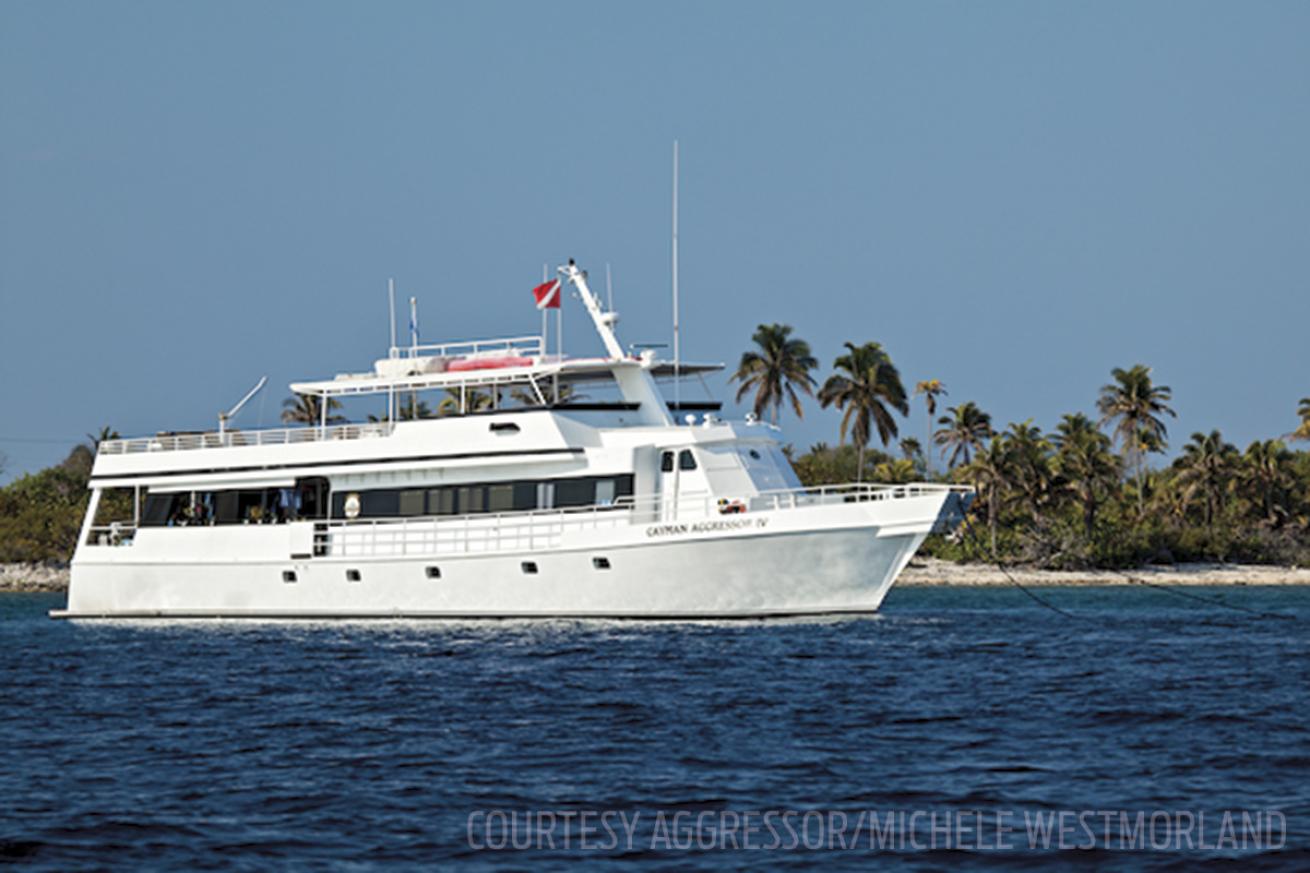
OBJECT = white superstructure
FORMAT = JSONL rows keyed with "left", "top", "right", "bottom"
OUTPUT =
{"left": 57, "top": 261, "right": 970, "bottom": 619}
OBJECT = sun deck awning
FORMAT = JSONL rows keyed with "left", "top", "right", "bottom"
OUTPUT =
{"left": 290, "top": 357, "right": 724, "bottom": 397}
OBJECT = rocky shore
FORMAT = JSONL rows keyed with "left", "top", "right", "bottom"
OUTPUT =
{"left": 1, "top": 563, "right": 70, "bottom": 593}
{"left": 900, "top": 558, "right": 1310, "bottom": 586}
{"left": 3, "top": 560, "right": 1310, "bottom": 594}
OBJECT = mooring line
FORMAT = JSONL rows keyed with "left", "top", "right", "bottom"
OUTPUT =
{"left": 1107, "top": 568, "right": 1298, "bottom": 621}
{"left": 958, "top": 515, "right": 1079, "bottom": 619}
{"left": 953, "top": 512, "right": 1296, "bottom": 621}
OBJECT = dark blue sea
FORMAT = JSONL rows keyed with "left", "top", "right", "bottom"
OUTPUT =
{"left": 2, "top": 586, "right": 1307, "bottom": 870}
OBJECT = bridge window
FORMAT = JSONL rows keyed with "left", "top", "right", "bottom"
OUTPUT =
{"left": 679, "top": 449, "right": 698, "bottom": 471}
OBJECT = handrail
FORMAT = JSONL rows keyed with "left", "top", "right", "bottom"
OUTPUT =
{"left": 318, "top": 481, "right": 971, "bottom": 559}
{"left": 81, "top": 482, "right": 971, "bottom": 552}
{"left": 388, "top": 335, "right": 544, "bottom": 360}
{"left": 98, "top": 421, "right": 395, "bottom": 456}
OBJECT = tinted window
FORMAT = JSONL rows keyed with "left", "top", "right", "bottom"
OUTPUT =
{"left": 555, "top": 478, "right": 595, "bottom": 508}
{"left": 361, "top": 490, "right": 399, "bottom": 517}
{"left": 399, "top": 490, "right": 425, "bottom": 516}
{"left": 141, "top": 493, "right": 181, "bottom": 526}
{"left": 487, "top": 484, "right": 515, "bottom": 512}
{"left": 679, "top": 450, "right": 697, "bottom": 471}
{"left": 660, "top": 452, "right": 674, "bottom": 472}
{"left": 432, "top": 488, "right": 457, "bottom": 515}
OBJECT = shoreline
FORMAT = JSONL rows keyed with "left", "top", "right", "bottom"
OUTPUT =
{"left": 4, "top": 560, "right": 1310, "bottom": 594}
{"left": 899, "top": 558, "right": 1310, "bottom": 587}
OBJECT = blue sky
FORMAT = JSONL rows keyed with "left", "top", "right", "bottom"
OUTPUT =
{"left": 2, "top": 1, "right": 1308, "bottom": 482}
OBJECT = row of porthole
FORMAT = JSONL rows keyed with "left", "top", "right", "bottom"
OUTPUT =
{"left": 281, "top": 557, "right": 612, "bottom": 584}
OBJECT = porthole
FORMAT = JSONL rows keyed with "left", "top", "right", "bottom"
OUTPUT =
{"left": 749, "top": 449, "right": 761, "bottom": 460}
{"left": 282, "top": 570, "right": 297, "bottom": 583}
{"left": 426, "top": 566, "right": 442, "bottom": 579}
{"left": 346, "top": 569, "right": 362, "bottom": 582}
{"left": 521, "top": 561, "right": 539, "bottom": 575}
{"left": 592, "top": 557, "right": 611, "bottom": 570}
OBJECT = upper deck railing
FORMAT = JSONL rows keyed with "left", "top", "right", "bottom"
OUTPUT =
{"left": 85, "top": 482, "right": 973, "bottom": 550}
{"left": 97, "top": 421, "right": 395, "bottom": 456}
{"left": 388, "top": 335, "right": 544, "bottom": 360}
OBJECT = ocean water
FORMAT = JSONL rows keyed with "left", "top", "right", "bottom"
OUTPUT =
{"left": 1, "top": 586, "right": 1307, "bottom": 870}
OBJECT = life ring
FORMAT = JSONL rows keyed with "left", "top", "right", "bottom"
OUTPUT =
{"left": 717, "top": 498, "right": 747, "bottom": 515}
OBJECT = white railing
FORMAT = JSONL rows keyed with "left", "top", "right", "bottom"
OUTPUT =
{"left": 98, "top": 421, "right": 395, "bottom": 455}
{"left": 320, "top": 482, "right": 972, "bottom": 559}
{"left": 88, "top": 523, "right": 137, "bottom": 546}
{"left": 389, "top": 335, "right": 544, "bottom": 360}
{"left": 80, "top": 482, "right": 971, "bottom": 553}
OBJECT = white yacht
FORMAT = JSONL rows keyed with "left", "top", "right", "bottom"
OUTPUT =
{"left": 56, "top": 261, "right": 970, "bottom": 619}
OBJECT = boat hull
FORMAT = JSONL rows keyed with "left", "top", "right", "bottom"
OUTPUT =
{"left": 56, "top": 494, "right": 955, "bottom": 619}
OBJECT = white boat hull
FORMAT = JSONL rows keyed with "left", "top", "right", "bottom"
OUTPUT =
{"left": 57, "top": 492, "right": 956, "bottom": 619}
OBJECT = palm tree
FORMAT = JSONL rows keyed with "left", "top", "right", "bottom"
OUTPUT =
{"left": 872, "top": 457, "right": 918, "bottom": 485}
{"left": 1174, "top": 430, "right": 1239, "bottom": 528}
{"left": 1003, "top": 420, "right": 1058, "bottom": 525}
{"left": 397, "top": 396, "right": 434, "bottom": 421}
{"left": 933, "top": 401, "right": 993, "bottom": 468}
{"left": 913, "top": 379, "right": 947, "bottom": 476}
{"left": 85, "top": 426, "right": 120, "bottom": 452}
{"left": 438, "top": 388, "right": 496, "bottom": 416}
{"left": 1053, "top": 413, "right": 1121, "bottom": 536}
{"left": 281, "top": 394, "right": 345, "bottom": 425}
{"left": 1097, "top": 364, "right": 1175, "bottom": 510}
{"left": 899, "top": 437, "right": 925, "bottom": 477}
{"left": 1292, "top": 397, "right": 1310, "bottom": 441}
{"left": 1239, "top": 439, "right": 1293, "bottom": 526}
{"left": 962, "top": 436, "right": 1012, "bottom": 555}
{"left": 818, "top": 341, "right": 908, "bottom": 481}
{"left": 730, "top": 324, "right": 818, "bottom": 425}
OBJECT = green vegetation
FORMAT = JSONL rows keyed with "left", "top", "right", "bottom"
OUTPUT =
{"left": 770, "top": 330, "right": 1310, "bottom": 568}
{"left": 3, "top": 336, "right": 1307, "bottom": 570}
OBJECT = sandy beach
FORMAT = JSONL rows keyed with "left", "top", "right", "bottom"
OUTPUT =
{"left": 5, "top": 560, "right": 1310, "bottom": 594}
{"left": 900, "top": 558, "right": 1310, "bottom": 586}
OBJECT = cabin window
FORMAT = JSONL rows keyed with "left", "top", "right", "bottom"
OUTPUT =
{"left": 660, "top": 451, "right": 675, "bottom": 472}
{"left": 592, "top": 557, "right": 611, "bottom": 570}
{"left": 399, "top": 490, "right": 425, "bottom": 516}
{"left": 426, "top": 566, "right": 441, "bottom": 579}
{"left": 214, "top": 491, "right": 240, "bottom": 524}
{"left": 460, "top": 486, "right": 485, "bottom": 513}
{"left": 679, "top": 449, "right": 698, "bottom": 471}
{"left": 521, "top": 561, "right": 538, "bottom": 575}
{"left": 346, "top": 569, "right": 362, "bottom": 582}
{"left": 322, "top": 474, "right": 634, "bottom": 521}
{"left": 487, "top": 484, "right": 515, "bottom": 513}
{"left": 282, "top": 570, "right": 297, "bottom": 583}
{"left": 361, "top": 490, "right": 400, "bottom": 517}
{"left": 554, "top": 478, "right": 594, "bottom": 508}
{"left": 141, "top": 493, "right": 181, "bottom": 526}
{"left": 432, "top": 488, "right": 457, "bottom": 516}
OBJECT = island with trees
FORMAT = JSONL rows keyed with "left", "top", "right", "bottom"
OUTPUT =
{"left": 3, "top": 327, "right": 1308, "bottom": 586}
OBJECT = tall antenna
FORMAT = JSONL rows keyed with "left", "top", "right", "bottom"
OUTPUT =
{"left": 672, "top": 139, "right": 681, "bottom": 411}
{"left": 409, "top": 297, "right": 418, "bottom": 352}
{"left": 388, "top": 278, "right": 397, "bottom": 353}
{"left": 606, "top": 263, "right": 614, "bottom": 312}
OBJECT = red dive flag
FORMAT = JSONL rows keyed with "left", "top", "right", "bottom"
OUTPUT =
{"left": 532, "top": 279, "right": 561, "bottom": 310}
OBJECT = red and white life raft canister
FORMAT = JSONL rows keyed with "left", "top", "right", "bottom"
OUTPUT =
{"left": 446, "top": 355, "right": 534, "bottom": 372}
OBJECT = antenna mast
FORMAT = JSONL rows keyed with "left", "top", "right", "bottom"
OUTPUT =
{"left": 388, "top": 278, "right": 397, "bottom": 353}
{"left": 672, "top": 140, "right": 681, "bottom": 411}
